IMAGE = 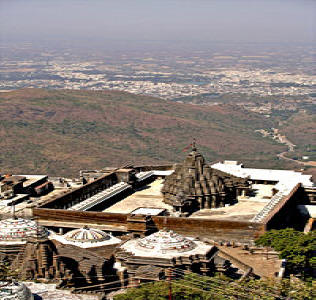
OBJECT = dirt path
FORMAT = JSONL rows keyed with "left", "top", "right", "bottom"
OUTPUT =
{"left": 273, "top": 129, "right": 315, "bottom": 167}
{"left": 277, "top": 150, "right": 316, "bottom": 167}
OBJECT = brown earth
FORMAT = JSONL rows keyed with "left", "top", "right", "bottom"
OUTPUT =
{"left": 279, "top": 110, "right": 315, "bottom": 148}
{"left": 278, "top": 110, "right": 316, "bottom": 182}
{"left": 0, "top": 88, "right": 288, "bottom": 177}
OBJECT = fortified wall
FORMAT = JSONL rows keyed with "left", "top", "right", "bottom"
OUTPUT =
{"left": 151, "top": 216, "right": 264, "bottom": 244}
{"left": 33, "top": 208, "right": 264, "bottom": 244}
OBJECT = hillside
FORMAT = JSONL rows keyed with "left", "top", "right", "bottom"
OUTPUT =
{"left": 279, "top": 110, "right": 316, "bottom": 160}
{"left": 0, "top": 89, "right": 288, "bottom": 177}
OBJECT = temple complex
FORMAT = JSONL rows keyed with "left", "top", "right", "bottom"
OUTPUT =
{"left": 0, "top": 143, "right": 314, "bottom": 297}
{"left": 0, "top": 215, "right": 117, "bottom": 288}
{"left": 115, "top": 229, "right": 228, "bottom": 286}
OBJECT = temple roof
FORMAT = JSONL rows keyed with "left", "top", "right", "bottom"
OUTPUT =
{"left": 0, "top": 218, "right": 48, "bottom": 244}
{"left": 50, "top": 226, "right": 121, "bottom": 248}
{"left": 137, "top": 230, "right": 196, "bottom": 253}
{"left": 64, "top": 226, "right": 112, "bottom": 243}
{"left": 120, "top": 229, "right": 213, "bottom": 259}
{"left": 183, "top": 143, "right": 205, "bottom": 169}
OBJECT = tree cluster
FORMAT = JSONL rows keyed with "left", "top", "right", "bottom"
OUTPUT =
{"left": 114, "top": 273, "right": 314, "bottom": 300}
{"left": 255, "top": 228, "right": 315, "bottom": 279}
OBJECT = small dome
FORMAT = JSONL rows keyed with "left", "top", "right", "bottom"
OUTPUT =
{"left": 0, "top": 218, "right": 47, "bottom": 243}
{"left": 64, "top": 226, "right": 111, "bottom": 243}
{"left": 137, "top": 230, "right": 196, "bottom": 253}
{"left": 0, "top": 281, "right": 33, "bottom": 300}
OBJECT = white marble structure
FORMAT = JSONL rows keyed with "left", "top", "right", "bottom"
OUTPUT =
{"left": 120, "top": 230, "right": 213, "bottom": 259}
{"left": 0, "top": 218, "right": 48, "bottom": 245}
{"left": 49, "top": 226, "right": 121, "bottom": 248}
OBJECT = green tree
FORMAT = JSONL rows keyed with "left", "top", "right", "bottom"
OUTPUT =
{"left": 255, "top": 228, "right": 316, "bottom": 279}
{"left": 114, "top": 273, "right": 314, "bottom": 300}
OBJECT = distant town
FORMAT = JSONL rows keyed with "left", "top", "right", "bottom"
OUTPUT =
{"left": 1, "top": 42, "right": 315, "bottom": 105}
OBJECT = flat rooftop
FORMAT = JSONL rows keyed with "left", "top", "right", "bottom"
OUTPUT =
{"left": 103, "top": 178, "right": 173, "bottom": 214}
{"left": 191, "top": 200, "right": 266, "bottom": 221}
{"left": 102, "top": 179, "right": 277, "bottom": 221}
{"left": 190, "top": 184, "right": 275, "bottom": 222}
{"left": 212, "top": 162, "right": 314, "bottom": 188}
{"left": 0, "top": 193, "right": 29, "bottom": 206}
{"left": 0, "top": 188, "right": 68, "bottom": 217}
{"left": 131, "top": 207, "right": 166, "bottom": 216}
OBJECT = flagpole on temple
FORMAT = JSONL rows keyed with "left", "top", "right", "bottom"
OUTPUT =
{"left": 182, "top": 138, "right": 196, "bottom": 152}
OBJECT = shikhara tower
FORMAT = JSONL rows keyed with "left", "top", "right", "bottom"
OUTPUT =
{"left": 161, "top": 143, "right": 248, "bottom": 215}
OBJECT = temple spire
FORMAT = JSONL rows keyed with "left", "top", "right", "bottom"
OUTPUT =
{"left": 192, "top": 138, "right": 197, "bottom": 151}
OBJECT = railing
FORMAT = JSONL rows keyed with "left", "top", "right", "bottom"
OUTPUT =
{"left": 251, "top": 182, "right": 299, "bottom": 223}
{"left": 135, "top": 171, "right": 154, "bottom": 182}
{"left": 69, "top": 182, "right": 132, "bottom": 211}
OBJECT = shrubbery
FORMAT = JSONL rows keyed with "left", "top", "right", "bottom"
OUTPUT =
{"left": 255, "top": 228, "right": 315, "bottom": 280}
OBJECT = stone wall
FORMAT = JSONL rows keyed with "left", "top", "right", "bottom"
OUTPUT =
{"left": 33, "top": 208, "right": 128, "bottom": 227}
{"left": 33, "top": 208, "right": 264, "bottom": 244}
{"left": 151, "top": 216, "right": 264, "bottom": 244}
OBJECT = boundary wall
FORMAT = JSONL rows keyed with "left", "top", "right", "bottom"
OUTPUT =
{"left": 33, "top": 208, "right": 264, "bottom": 244}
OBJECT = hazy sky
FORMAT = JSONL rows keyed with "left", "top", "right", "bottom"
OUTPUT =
{"left": 0, "top": 0, "right": 315, "bottom": 46}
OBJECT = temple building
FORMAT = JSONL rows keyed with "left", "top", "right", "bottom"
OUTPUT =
{"left": 161, "top": 143, "right": 249, "bottom": 215}
{"left": 0, "top": 216, "right": 118, "bottom": 287}
{"left": 0, "top": 217, "right": 48, "bottom": 263}
{"left": 115, "top": 229, "right": 228, "bottom": 286}
{"left": 0, "top": 215, "right": 64, "bottom": 282}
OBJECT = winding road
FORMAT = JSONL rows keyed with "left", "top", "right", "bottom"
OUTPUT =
{"left": 274, "top": 129, "right": 316, "bottom": 167}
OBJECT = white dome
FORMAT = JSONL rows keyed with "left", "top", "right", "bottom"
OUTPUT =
{"left": 0, "top": 218, "right": 48, "bottom": 244}
{"left": 137, "top": 230, "right": 196, "bottom": 253}
{"left": 0, "top": 281, "right": 33, "bottom": 300}
{"left": 64, "top": 226, "right": 111, "bottom": 243}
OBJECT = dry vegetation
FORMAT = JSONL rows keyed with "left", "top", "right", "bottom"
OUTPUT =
{"left": 0, "top": 88, "right": 289, "bottom": 177}
{"left": 278, "top": 110, "right": 316, "bottom": 181}
{"left": 279, "top": 110, "right": 315, "bottom": 157}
